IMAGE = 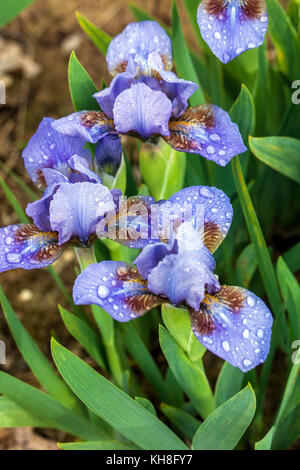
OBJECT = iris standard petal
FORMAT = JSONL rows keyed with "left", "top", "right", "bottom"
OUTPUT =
{"left": 49, "top": 182, "right": 115, "bottom": 245}
{"left": 73, "top": 261, "right": 166, "bottom": 321}
{"left": 106, "top": 21, "right": 172, "bottom": 76}
{"left": 113, "top": 82, "right": 172, "bottom": 140}
{"left": 197, "top": 0, "right": 268, "bottom": 63}
{"left": 147, "top": 248, "right": 219, "bottom": 311}
{"left": 52, "top": 111, "right": 117, "bottom": 144}
{"left": 134, "top": 241, "right": 175, "bottom": 280}
{"left": 22, "top": 117, "right": 91, "bottom": 188}
{"left": 190, "top": 285, "right": 273, "bottom": 372}
{"left": 0, "top": 224, "right": 64, "bottom": 272}
{"left": 168, "top": 185, "right": 233, "bottom": 253}
{"left": 164, "top": 104, "right": 247, "bottom": 165}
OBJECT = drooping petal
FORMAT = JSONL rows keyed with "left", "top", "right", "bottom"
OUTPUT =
{"left": 52, "top": 111, "right": 117, "bottom": 144}
{"left": 147, "top": 52, "right": 198, "bottom": 118}
{"left": 106, "top": 21, "right": 172, "bottom": 76}
{"left": 167, "top": 185, "right": 233, "bottom": 253}
{"left": 49, "top": 182, "right": 115, "bottom": 245}
{"left": 147, "top": 247, "right": 220, "bottom": 311}
{"left": 113, "top": 82, "right": 172, "bottom": 140}
{"left": 93, "top": 60, "right": 137, "bottom": 118}
{"left": 73, "top": 261, "right": 166, "bottom": 321}
{"left": 190, "top": 285, "right": 273, "bottom": 372}
{"left": 0, "top": 224, "right": 64, "bottom": 272}
{"left": 197, "top": 0, "right": 268, "bottom": 63}
{"left": 67, "top": 155, "right": 102, "bottom": 184}
{"left": 26, "top": 184, "right": 58, "bottom": 232}
{"left": 94, "top": 135, "right": 122, "bottom": 176}
{"left": 164, "top": 104, "right": 247, "bottom": 165}
{"left": 22, "top": 117, "right": 91, "bottom": 188}
{"left": 134, "top": 241, "right": 175, "bottom": 279}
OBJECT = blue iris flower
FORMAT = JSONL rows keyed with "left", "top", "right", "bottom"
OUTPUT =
{"left": 52, "top": 21, "right": 247, "bottom": 167}
{"left": 73, "top": 186, "right": 273, "bottom": 373}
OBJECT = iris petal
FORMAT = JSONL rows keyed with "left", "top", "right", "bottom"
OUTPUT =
{"left": 49, "top": 182, "right": 115, "bottom": 245}
{"left": 106, "top": 21, "right": 172, "bottom": 76}
{"left": 190, "top": 285, "right": 273, "bottom": 372}
{"left": 113, "top": 82, "right": 172, "bottom": 140}
{"left": 22, "top": 117, "right": 91, "bottom": 188}
{"left": 73, "top": 261, "right": 165, "bottom": 321}
{"left": 52, "top": 111, "right": 117, "bottom": 144}
{"left": 164, "top": 104, "right": 247, "bottom": 165}
{"left": 197, "top": 0, "right": 268, "bottom": 63}
{"left": 0, "top": 224, "right": 64, "bottom": 272}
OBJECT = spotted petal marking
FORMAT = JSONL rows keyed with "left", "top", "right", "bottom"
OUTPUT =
{"left": 52, "top": 111, "right": 117, "bottom": 144}
{"left": 197, "top": 0, "right": 268, "bottom": 63}
{"left": 0, "top": 224, "right": 65, "bottom": 272}
{"left": 190, "top": 285, "right": 273, "bottom": 372}
{"left": 73, "top": 261, "right": 166, "bottom": 321}
{"left": 164, "top": 104, "right": 246, "bottom": 165}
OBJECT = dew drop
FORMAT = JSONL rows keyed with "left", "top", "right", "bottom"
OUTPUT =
{"left": 97, "top": 285, "right": 109, "bottom": 298}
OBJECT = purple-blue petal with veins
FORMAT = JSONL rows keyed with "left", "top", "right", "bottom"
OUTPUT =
{"left": 147, "top": 244, "right": 219, "bottom": 311}
{"left": 49, "top": 182, "right": 114, "bottom": 245}
{"left": 22, "top": 117, "right": 91, "bottom": 188}
{"left": 168, "top": 185, "right": 233, "bottom": 253}
{"left": 67, "top": 155, "right": 102, "bottom": 184}
{"left": 52, "top": 111, "right": 117, "bottom": 144}
{"left": 106, "top": 21, "right": 172, "bottom": 76}
{"left": 73, "top": 261, "right": 165, "bottom": 321}
{"left": 93, "top": 60, "right": 137, "bottom": 118}
{"left": 113, "top": 82, "right": 172, "bottom": 140}
{"left": 26, "top": 184, "right": 58, "bottom": 232}
{"left": 197, "top": 0, "right": 268, "bottom": 64}
{"left": 165, "top": 104, "right": 247, "bottom": 165}
{"left": 191, "top": 285, "right": 273, "bottom": 372}
{"left": 0, "top": 224, "right": 64, "bottom": 272}
{"left": 148, "top": 52, "right": 198, "bottom": 118}
{"left": 134, "top": 241, "right": 176, "bottom": 280}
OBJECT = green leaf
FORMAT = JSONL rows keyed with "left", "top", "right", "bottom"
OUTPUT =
{"left": 135, "top": 397, "right": 157, "bottom": 416}
{"left": 120, "top": 322, "right": 169, "bottom": 403}
{"left": 0, "top": 284, "right": 79, "bottom": 411}
{"left": 171, "top": 0, "right": 204, "bottom": 106}
{"left": 59, "top": 440, "right": 138, "bottom": 450}
{"left": 0, "top": 396, "right": 49, "bottom": 428}
{"left": 0, "top": 161, "right": 38, "bottom": 201}
{"left": 277, "top": 257, "right": 300, "bottom": 340}
{"left": 59, "top": 305, "right": 107, "bottom": 370}
{"left": 0, "top": 372, "right": 107, "bottom": 441}
{"left": 76, "top": 11, "right": 112, "bottom": 55}
{"left": 249, "top": 136, "right": 300, "bottom": 184}
{"left": 235, "top": 244, "right": 258, "bottom": 288}
{"left": 68, "top": 51, "right": 99, "bottom": 112}
{"left": 0, "top": 177, "right": 29, "bottom": 223}
{"left": 109, "top": 153, "right": 127, "bottom": 195}
{"left": 159, "top": 325, "right": 214, "bottom": 419}
{"left": 192, "top": 385, "right": 256, "bottom": 450}
{"left": 129, "top": 3, "right": 171, "bottom": 35}
{"left": 272, "top": 404, "right": 300, "bottom": 450}
{"left": 265, "top": 0, "right": 300, "bottom": 81}
{"left": 51, "top": 339, "right": 188, "bottom": 450}
{"left": 139, "top": 140, "right": 186, "bottom": 200}
{"left": 0, "top": 0, "right": 35, "bottom": 28}
{"left": 181, "top": 0, "right": 210, "bottom": 52}
{"left": 161, "top": 304, "right": 205, "bottom": 361}
{"left": 215, "top": 362, "right": 244, "bottom": 407}
{"left": 283, "top": 241, "right": 300, "bottom": 273}
{"left": 160, "top": 403, "right": 200, "bottom": 440}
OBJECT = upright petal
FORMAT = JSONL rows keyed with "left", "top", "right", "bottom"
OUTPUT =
{"left": 113, "top": 82, "right": 172, "bottom": 140}
{"left": 147, "top": 248, "right": 219, "bottom": 311}
{"left": 52, "top": 111, "right": 117, "bottom": 144}
{"left": 22, "top": 117, "right": 91, "bottom": 188}
{"left": 134, "top": 241, "right": 175, "bottom": 280}
{"left": 197, "top": 0, "right": 268, "bottom": 63}
{"left": 73, "top": 261, "right": 165, "bottom": 321}
{"left": 49, "top": 182, "right": 115, "bottom": 245}
{"left": 164, "top": 104, "right": 247, "bottom": 165}
{"left": 168, "top": 185, "right": 233, "bottom": 253}
{"left": 106, "top": 21, "right": 172, "bottom": 76}
{"left": 190, "top": 285, "right": 273, "bottom": 372}
{"left": 0, "top": 224, "right": 64, "bottom": 272}
{"left": 94, "top": 135, "right": 122, "bottom": 176}
{"left": 67, "top": 155, "right": 102, "bottom": 184}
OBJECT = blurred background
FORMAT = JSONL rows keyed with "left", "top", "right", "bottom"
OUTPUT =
{"left": 0, "top": 0, "right": 294, "bottom": 449}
